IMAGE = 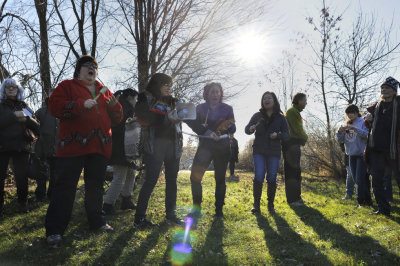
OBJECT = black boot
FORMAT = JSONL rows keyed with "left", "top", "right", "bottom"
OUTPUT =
{"left": 251, "top": 182, "right": 263, "bottom": 214}
{"left": 121, "top": 196, "right": 136, "bottom": 210}
{"left": 267, "top": 183, "right": 277, "bottom": 214}
{"left": 103, "top": 203, "right": 116, "bottom": 215}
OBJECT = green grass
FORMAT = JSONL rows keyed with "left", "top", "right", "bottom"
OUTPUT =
{"left": 0, "top": 172, "right": 399, "bottom": 265}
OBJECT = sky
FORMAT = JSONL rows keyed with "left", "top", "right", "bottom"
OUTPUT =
{"left": 196, "top": 0, "right": 400, "bottom": 152}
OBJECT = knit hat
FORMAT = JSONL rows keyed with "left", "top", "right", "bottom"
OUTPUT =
{"left": 381, "top": 76, "right": 399, "bottom": 92}
{"left": 73, "top": 55, "right": 98, "bottom": 78}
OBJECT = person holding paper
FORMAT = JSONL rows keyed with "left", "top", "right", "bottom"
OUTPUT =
{"left": 0, "top": 78, "right": 39, "bottom": 216}
{"left": 185, "top": 82, "right": 236, "bottom": 220}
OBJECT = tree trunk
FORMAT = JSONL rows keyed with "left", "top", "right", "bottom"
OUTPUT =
{"left": 35, "top": 0, "right": 51, "bottom": 105}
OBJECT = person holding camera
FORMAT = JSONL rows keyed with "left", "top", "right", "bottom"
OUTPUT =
{"left": 336, "top": 104, "right": 371, "bottom": 206}
{"left": 0, "top": 78, "right": 39, "bottom": 216}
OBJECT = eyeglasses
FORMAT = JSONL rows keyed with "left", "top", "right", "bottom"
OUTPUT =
{"left": 163, "top": 83, "right": 173, "bottom": 88}
{"left": 82, "top": 63, "right": 98, "bottom": 69}
{"left": 5, "top": 85, "right": 18, "bottom": 90}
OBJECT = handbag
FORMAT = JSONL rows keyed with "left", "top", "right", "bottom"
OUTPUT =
{"left": 28, "top": 153, "right": 49, "bottom": 181}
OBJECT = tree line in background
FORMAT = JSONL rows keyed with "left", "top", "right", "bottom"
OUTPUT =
{"left": 2, "top": 0, "right": 400, "bottom": 178}
{"left": 0, "top": 0, "right": 265, "bottom": 108}
{"left": 247, "top": 0, "right": 400, "bottom": 178}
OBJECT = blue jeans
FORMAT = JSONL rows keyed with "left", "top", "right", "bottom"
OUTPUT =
{"left": 345, "top": 165, "right": 355, "bottom": 196}
{"left": 349, "top": 155, "right": 370, "bottom": 204}
{"left": 253, "top": 154, "right": 280, "bottom": 184}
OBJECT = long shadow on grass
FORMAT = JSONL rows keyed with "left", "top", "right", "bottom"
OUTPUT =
{"left": 291, "top": 205, "right": 400, "bottom": 264}
{"left": 117, "top": 222, "right": 170, "bottom": 265}
{"left": 193, "top": 218, "right": 228, "bottom": 265}
{"left": 256, "top": 213, "right": 333, "bottom": 265}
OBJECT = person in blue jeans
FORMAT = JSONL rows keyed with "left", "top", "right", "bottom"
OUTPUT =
{"left": 245, "top": 91, "right": 289, "bottom": 214}
{"left": 336, "top": 104, "right": 371, "bottom": 206}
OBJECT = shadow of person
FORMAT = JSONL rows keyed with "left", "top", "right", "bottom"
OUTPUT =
{"left": 290, "top": 205, "right": 400, "bottom": 264}
{"left": 256, "top": 213, "right": 333, "bottom": 265}
{"left": 96, "top": 221, "right": 169, "bottom": 265}
{"left": 193, "top": 217, "right": 228, "bottom": 265}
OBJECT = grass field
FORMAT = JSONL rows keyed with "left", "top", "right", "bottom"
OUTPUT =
{"left": 0, "top": 171, "right": 399, "bottom": 265}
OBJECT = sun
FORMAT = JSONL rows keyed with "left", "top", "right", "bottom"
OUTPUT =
{"left": 233, "top": 32, "right": 268, "bottom": 65}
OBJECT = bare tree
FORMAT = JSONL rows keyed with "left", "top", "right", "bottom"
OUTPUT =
{"left": 328, "top": 13, "right": 400, "bottom": 107}
{"left": 53, "top": 0, "right": 100, "bottom": 59}
{"left": 306, "top": 0, "right": 342, "bottom": 177}
{"left": 35, "top": 0, "right": 51, "bottom": 103}
{"left": 106, "top": 0, "right": 266, "bottom": 97}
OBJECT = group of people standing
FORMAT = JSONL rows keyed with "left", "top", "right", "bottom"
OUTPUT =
{"left": 0, "top": 54, "right": 398, "bottom": 249}
{"left": 337, "top": 77, "right": 400, "bottom": 217}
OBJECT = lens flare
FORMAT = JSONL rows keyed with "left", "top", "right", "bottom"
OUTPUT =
{"left": 170, "top": 217, "right": 196, "bottom": 265}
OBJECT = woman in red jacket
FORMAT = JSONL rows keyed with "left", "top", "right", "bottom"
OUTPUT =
{"left": 45, "top": 55, "right": 123, "bottom": 248}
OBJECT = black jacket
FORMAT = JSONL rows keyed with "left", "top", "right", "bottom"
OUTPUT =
{"left": 34, "top": 105, "right": 58, "bottom": 158}
{"left": 0, "top": 99, "right": 40, "bottom": 152}
{"left": 135, "top": 91, "right": 182, "bottom": 159}
{"left": 245, "top": 111, "right": 290, "bottom": 157}
{"left": 230, "top": 138, "right": 239, "bottom": 162}
{"left": 110, "top": 96, "right": 135, "bottom": 165}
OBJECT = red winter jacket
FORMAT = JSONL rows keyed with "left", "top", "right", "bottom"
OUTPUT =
{"left": 49, "top": 78, "right": 123, "bottom": 158}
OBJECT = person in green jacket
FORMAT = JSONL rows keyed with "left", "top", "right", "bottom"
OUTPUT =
{"left": 283, "top": 92, "right": 308, "bottom": 205}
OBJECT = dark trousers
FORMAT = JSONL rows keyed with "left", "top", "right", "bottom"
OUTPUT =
{"left": 45, "top": 153, "right": 107, "bottom": 237}
{"left": 369, "top": 151, "right": 393, "bottom": 214}
{"left": 190, "top": 143, "right": 230, "bottom": 210}
{"left": 135, "top": 138, "right": 180, "bottom": 219}
{"left": 229, "top": 160, "right": 236, "bottom": 176}
{"left": 35, "top": 156, "right": 56, "bottom": 200}
{"left": 349, "top": 155, "right": 371, "bottom": 204}
{"left": 283, "top": 144, "right": 302, "bottom": 203}
{"left": 0, "top": 151, "right": 30, "bottom": 210}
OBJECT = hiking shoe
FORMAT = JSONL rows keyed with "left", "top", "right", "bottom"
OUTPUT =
{"left": 133, "top": 217, "right": 156, "bottom": 230}
{"left": 342, "top": 194, "right": 352, "bottom": 200}
{"left": 47, "top": 234, "right": 62, "bottom": 248}
{"left": 103, "top": 203, "right": 116, "bottom": 215}
{"left": 120, "top": 196, "right": 136, "bottom": 210}
{"left": 99, "top": 223, "right": 114, "bottom": 232}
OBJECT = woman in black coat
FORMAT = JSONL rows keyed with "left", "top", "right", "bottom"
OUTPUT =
{"left": 245, "top": 91, "right": 289, "bottom": 214}
{"left": 0, "top": 78, "right": 39, "bottom": 216}
{"left": 103, "top": 88, "right": 138, "bottom": 214}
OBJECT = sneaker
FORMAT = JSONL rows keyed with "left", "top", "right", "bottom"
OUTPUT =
{"left": 166, "top": 214, "right": 184, "bottom": 226}
{"left": 342, "top": 194, "right": 352, "bottom": 200}
{"left": 187, "top": 208, "right": 202, "bottom": 229}
{"left": 47, "top": 234, "right": 62, "bottom": 248}
{"left": 133, "top": 217, "right": 156, "bottom": 230}
{"left": 99, "top": 223, "right": 114, "bottom": 232}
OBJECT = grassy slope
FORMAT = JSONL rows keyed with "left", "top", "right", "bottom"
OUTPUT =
{"left": 0, "top": 172, "right": 399, "bottom": 265}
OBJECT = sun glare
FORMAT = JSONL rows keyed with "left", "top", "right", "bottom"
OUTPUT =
{"left": 233, "top": 32, "right": 268, "bottom": 65}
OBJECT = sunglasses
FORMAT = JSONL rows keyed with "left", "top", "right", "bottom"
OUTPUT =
{"left": 82, "top": 63, "right": 98, "bottom": 69}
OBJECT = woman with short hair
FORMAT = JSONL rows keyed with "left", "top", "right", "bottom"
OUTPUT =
{"left": 186, "top": 82, "right": 236, "bottom": 220}
{"left": 0, "top": 78, "right": 39, "bottom": 216}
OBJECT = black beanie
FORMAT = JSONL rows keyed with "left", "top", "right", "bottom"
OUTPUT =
{"left": 381, "top": 76, "right": 399, "bottom": 92}
{"left": 73, "top": 55, "right": 98, "bottom": 78}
